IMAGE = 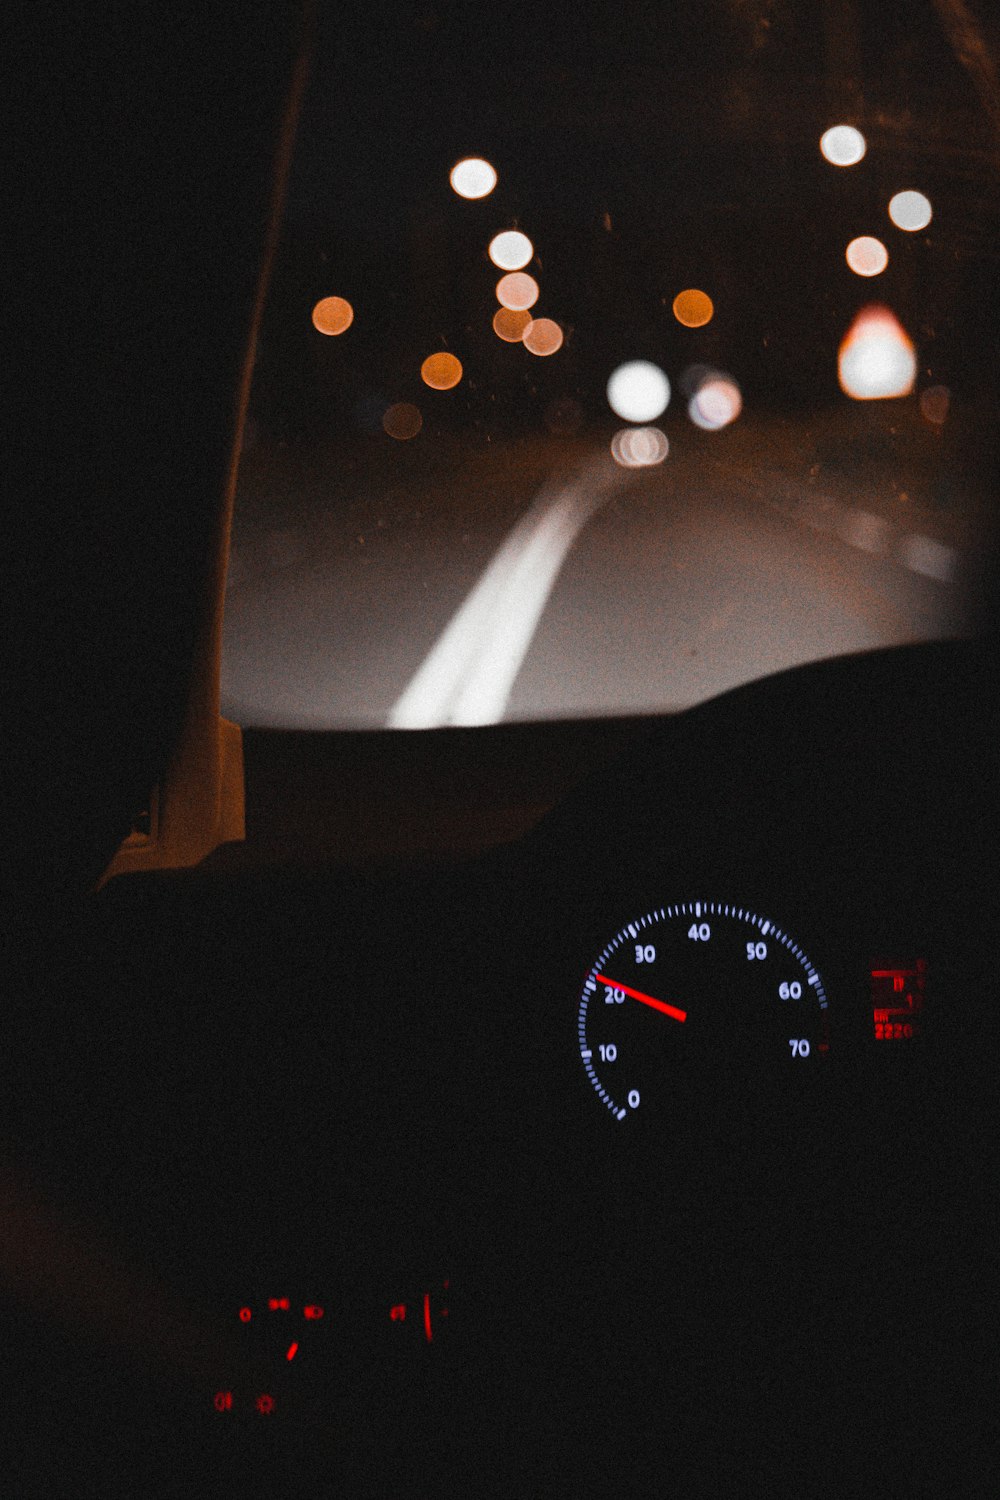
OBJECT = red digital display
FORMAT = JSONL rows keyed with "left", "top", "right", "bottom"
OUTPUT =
{"left": 871, "top": 960, "right": 926, "bottom": 1040}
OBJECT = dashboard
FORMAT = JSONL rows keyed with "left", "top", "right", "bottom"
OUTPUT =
{"left": 5, "top": 639, "right": 996, "bottom": 1496}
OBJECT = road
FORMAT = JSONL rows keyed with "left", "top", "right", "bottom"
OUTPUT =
{"left": 221, "top": 411, "right": 979, "bottom": 730}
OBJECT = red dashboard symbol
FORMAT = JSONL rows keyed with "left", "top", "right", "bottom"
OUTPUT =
{"left": 303, "top": 1304, "right": 325, "bottom": 1320}
{"left": 267, "top": 1297, "right": 290, "bottom": 1311}
{"left": 213, "top": 1391, "right": 233, "bottom": 1413}
{"left": 255, "top": 1393, "right": 275, "bottom": 1415}
{"left": 238, "top": 1306, "right": 252, "bottom": 1323}
{"left": 390, "top": 1304, "right": 407, "bottom": 1322}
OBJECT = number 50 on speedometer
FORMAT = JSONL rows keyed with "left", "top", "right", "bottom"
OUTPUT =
{"left": 578, "top": 901, "right": 829, "bottom": 1122}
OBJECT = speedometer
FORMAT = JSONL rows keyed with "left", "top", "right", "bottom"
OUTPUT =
{"left": 578, "top": 901, "right": 829, "bottom": 1122}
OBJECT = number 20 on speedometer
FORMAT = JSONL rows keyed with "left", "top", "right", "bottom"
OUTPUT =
{"left": 578, "top": 901, "right": 829, "bottom": 1121}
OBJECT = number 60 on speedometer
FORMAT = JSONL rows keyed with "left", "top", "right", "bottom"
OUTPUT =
{"left": 577, "top": 901, "right": 829, "bottom": 1122}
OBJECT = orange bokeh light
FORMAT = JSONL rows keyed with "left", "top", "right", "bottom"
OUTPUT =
{"left": 311, "top": 296, "right": 354, "bottom": 335}
{"left": 420, "top": 352, "right": 463, "bottom": 390}
{"left": 522, "top": 318, "right": 564, "bottom": 356}
{"left": 496, "top": 272, "right": 539, "bottom": 311}
{"left": 672, "top": 289, "right": 714, "bottom": 327}
{"left": 382, "top": 402, "right": 423, "bottom": 439}
{"left": 493, "top": 307, "right": 532, "bottom": 342}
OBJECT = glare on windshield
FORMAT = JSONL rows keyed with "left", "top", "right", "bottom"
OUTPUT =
{"left": 223, "top": 2, "right": 998, "bottom": 729}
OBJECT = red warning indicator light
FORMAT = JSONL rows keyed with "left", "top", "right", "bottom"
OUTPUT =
{"left": 255, "top": 1393, "right": 275, "bottom": 1415}
{"left": 303, "top": 1305, "right": 324, "bottom": 1320}
{"left": 213, "top": 1391, "right": 233, "bottom": 1413}
{"left": 267, "top": 1297, "right": 290, "bottom": 1311}
{"left": 286, "top": 1341, "right": 299, "bottom": 1362}
{"left": 238, "top": 1306, "right": 252, "bottom": 1323}
{"left": 871, "top": 960, "right": 926, "bottom": 1040}
{"left": 390, "top": 1304, "right": 407, "bottom": 1322}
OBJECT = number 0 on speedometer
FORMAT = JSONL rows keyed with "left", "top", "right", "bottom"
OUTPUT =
{"left": 578, "top": 901, "right": 829, "bottom": 1121}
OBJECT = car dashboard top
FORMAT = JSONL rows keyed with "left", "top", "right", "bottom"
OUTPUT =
{"left": 5, "top": 639, "right": 996, "bottom": 1495}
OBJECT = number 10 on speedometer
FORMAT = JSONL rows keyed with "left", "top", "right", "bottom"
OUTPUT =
{"left": 577, "top": 901, "right": 829, "bottom": 1122}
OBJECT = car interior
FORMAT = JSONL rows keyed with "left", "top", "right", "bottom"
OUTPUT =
{"left": 5, "top": 3, "right": 998, "bottom": 1495}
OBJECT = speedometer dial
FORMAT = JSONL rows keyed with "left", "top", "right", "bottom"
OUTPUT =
{"left": 578, "top": 901, "right": 829, "bottom": 1122}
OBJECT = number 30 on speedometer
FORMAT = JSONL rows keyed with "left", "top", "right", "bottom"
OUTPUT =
{"left": 578, "top": 901, "right": 829, "bottom": 1122}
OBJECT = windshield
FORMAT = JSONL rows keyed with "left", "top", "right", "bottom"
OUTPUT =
{"left": 221, "top": 0, "right": 999, "bottom": 730}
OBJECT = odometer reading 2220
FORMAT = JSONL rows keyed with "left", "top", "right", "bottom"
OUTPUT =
{"left": 578, "top": 901, "right": 829, "bottom": 1122}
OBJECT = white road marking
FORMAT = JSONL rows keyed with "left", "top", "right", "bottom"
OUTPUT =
{"left": 758, "top": 480, "right": 961, "bottom": 586}
{"left": 839, "top": 508, "right": 891, "bottom": 556}
{"left": 388, "top": 459, "right": 616, "bottom": 727}
{"left": 899, "top": 532, "right": 957, "bottom": 583}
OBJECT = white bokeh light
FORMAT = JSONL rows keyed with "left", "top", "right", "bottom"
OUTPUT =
{"left": 606, "top": 361, "right": 670, "bottom": 422}
{"left": 488, "top": 230, "right": 533, "bottom": 269}
{"left": 820, "top": 125, "right": 866, "bottom": 166}
{"left": 688, "top": 375, "right": 742, "bottom": 430}
{"left": 838, "top": 306, "right": 916, "bottom": 400}
{"left": 449, "top": 157, "right": 498, "bottom": 199}
{"left": 889, "top": 190, "right": 932, "bottom": 231}
{"left": 610, "top": 426, "right": 669, "bottom": 468}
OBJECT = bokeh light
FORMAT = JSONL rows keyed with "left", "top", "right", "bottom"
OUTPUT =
{"left": 493, "top": 307, "right": 532, "bottom": 342}
{"left": 522, "top": 318, "right": 563, "bottom": 356}
{"left": 382, "top": 402, "right": 423, "bottom": 439}
{"left": 606, "top": 361, "right": 670, "bottom": 422}
{"left": 688, "top": 374, "right": 742, "bottom": 430}
{"left": 420, "top": 352, "right": 463, "bottom": 389}
{"left": 889, "top": 190, "right": 932, "bottom": 231}
{"left": 489, "top": 230, "right": 533, "bottom": 270}
{"left": 838, "top": 305, "right": 916, "bottom": 400}
{"left": 311, "top": 296, "right": 354, "bottom": 335}
{"left": 919, "top": 385, "right": 950, "bottom": 424}
{"left": 820, "top": 125, "right": 866, "bottom": 165}
{"left": 845, "top": 236, "right": 889, "bottom": 277}
{"left": 611, "top": 426, "right": 669, "bottom": 468}
{"left": 496, "top": 272, "right": 540, "bottom": 310}
{"left": 450, "top": 157, "right": 497, "bottom": 199}
{"left": 672, "top": 289, "right": 714, "bottom": 327}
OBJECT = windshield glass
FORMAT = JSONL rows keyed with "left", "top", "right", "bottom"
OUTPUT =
{"left": 221, "top": 0, "right": 999, "bottom": 729}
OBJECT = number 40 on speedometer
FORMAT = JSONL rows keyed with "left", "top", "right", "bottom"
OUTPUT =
{"left": 577, "top": 901, "right": 829, "bottom": 1122}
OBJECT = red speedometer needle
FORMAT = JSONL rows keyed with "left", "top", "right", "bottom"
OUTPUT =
{"left": 595, "top": 975, "right": 687, "bottom": 1023}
